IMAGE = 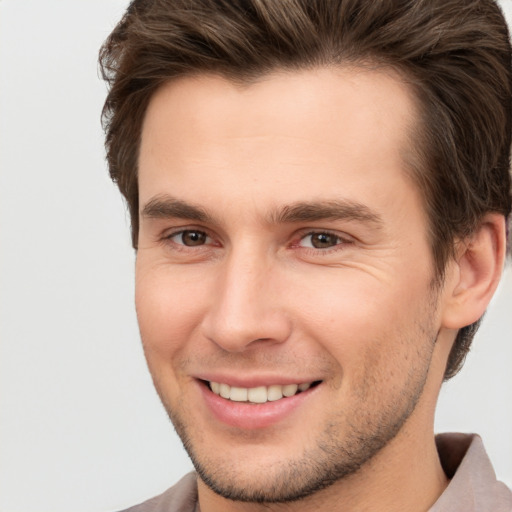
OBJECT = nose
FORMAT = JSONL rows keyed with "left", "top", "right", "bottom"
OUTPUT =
{"left": 201, "top": 246, "right": 292, "bottom": 352}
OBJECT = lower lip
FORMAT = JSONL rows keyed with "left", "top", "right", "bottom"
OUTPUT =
{"left": 198, "top": 382, "right": 319, "bottom": 430}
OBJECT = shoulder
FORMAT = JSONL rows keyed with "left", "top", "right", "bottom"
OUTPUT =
{"left": 118, "top": 472, "right": 198, "bottom": 512}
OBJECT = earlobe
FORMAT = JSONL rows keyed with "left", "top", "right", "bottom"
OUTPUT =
{"left": 441, "top": 213, "right": 507, "bottom": 330}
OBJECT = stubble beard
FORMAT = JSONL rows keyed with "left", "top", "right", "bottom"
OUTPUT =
{"left": 159, "top": 330, "right": 437, "bottom": 504}
{"left": 169, "top": 395, "right": 424, "bottom": 504}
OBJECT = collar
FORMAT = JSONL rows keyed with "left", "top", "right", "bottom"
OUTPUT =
{"left": 429, "top": 433, "right": 512, "bottom": 511}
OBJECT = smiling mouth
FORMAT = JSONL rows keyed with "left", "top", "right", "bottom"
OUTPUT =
{"left": 206, "top": 380, "right": 321, "bottom": 404}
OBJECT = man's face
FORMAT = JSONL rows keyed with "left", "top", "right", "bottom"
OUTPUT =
{"left": 136, "top": 68, "right": 448, "bottom": 502}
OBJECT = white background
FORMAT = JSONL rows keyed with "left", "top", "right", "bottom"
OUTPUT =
{"left": 0, "top": 1, "right": 511, "bottom": 511}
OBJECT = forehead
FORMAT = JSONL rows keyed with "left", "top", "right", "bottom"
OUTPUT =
{"left": 138, "top": 67, "right": 421, "bottom": 217}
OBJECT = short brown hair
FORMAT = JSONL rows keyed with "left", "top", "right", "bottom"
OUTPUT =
{"left": 100, "top": 0, "right": 512, "bottom": 379}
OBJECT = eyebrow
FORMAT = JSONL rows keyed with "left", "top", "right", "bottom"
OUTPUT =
{"left": 141, "top": 196, "right": 212, "bottom": 222}
{"left": 141, "top": 195, "right": 382, "bottom": 227}
{"left": 270, "top": 200, "right": 383, "bottom": 227}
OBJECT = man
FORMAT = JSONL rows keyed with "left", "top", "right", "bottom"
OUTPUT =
{"left": 100, "top": 0, "right": 512, "bottom": 510}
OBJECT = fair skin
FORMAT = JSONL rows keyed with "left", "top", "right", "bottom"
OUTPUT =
{"left": 135, "top": 68, "right": 505, "bottom": 511}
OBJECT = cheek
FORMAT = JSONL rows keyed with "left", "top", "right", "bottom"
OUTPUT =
{"left": 135, "top": 263, "right": 208, "bottom": 358}
{"left": 294, "top": 271, "right": 405, "bottom": 338}
{"left": 294, "top": 269, "right": 433, "bottom": 378}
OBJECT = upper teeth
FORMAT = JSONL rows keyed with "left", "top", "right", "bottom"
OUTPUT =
{"left": 209, "top": 381, "right": 313, "bottom": 403}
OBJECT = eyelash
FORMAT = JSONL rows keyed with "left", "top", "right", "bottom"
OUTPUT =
{"left": 161, "top": 229, "right": 214, "bottom": 249}
{"left": 293, "top": 230, "right": 351, "bottom": 253}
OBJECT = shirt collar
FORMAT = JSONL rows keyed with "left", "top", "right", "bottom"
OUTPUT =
{"left": 429, "top": 433, "right": 512, "bottom": 512}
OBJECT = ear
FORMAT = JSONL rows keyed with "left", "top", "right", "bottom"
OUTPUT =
{"left": 441, "top": 213, "right": 507, "bottom": 330}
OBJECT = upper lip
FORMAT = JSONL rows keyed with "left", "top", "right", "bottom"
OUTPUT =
{"left": 194, "top": 373, "right": 322, "bottom": 388}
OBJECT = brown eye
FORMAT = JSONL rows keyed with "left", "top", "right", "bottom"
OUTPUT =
{"left": 176, "top": 230, "right": 208, "bottom": 246}
{"left": 300, "top": 232, "right": 341, "bottom": 249}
